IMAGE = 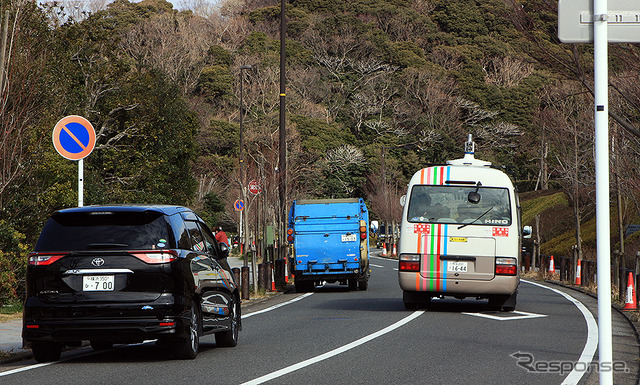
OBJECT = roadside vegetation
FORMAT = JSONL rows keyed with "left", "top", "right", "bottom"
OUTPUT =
{"left": 0, "top": 0, "right": 639, "bottom": 306}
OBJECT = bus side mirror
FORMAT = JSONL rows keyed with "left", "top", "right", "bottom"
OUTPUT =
{"left": 522, "top": 225, "right": 532, "bottom": 239}
{"left": 400, "top": 195, "right": 406, "bottom": 206}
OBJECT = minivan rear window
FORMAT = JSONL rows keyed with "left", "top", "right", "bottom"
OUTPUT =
{"left": 35, "top": 211, "right": 173, "bottom": 251}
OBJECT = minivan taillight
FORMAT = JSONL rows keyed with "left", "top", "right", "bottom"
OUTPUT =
{"left": 131, "top": 250, "right": 178, "bottom": 264}
{"left": 399, "top": 254, "right": 420, "bottom": 272}
{"left": 495, "top": 257, "right": 517, "bottom": 275}
{"left": 28, "top": 253, "right": 66, "bottom": 266}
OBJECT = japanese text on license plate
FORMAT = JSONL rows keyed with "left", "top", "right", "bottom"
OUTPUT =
{"left": 447, "top": 261, "right": 468, "bottom": 273}
{"left": 83, "top": 275, "right": 115, "bottom": 291}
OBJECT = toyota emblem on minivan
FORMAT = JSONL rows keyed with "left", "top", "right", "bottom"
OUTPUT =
{"left": 91, "top": 258, "right": 105, "bottom": 267}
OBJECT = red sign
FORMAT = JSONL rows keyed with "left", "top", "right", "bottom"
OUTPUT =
{"left": 492, "top": 227, "right": 509, "bottom": 237}
{"left": 248, "top": 180, "right": 262, "bottom": 195}
{"left": 414, "top": 224, "right": 431, "bottom": 234}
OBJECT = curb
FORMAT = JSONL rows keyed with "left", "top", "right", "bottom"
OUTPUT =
{"left": 545, "top": 279, "right": 640, "bottom": 385}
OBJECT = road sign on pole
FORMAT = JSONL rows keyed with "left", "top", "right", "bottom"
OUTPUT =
{"left": 53, "top": 115, "right": 96, "bottom": 208}
{"left": 52, "top": 115, "right": 96, "bottom": 161}
{"left": 248, "top": 180, "right": 262, "bottom": 195}
{"left": 558, "top": 0, "right": 640, "bottom": 43}
{"left": 557, "top": 0, "right": 639, "bottom": 382}
{"left": 234, "top": 199, "right": 245, "bottom": 211}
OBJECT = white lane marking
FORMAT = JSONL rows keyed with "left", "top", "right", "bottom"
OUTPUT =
{"left": 0, "top": 347, "right": 105, "bottom": 377}
{"left": 370, "top": 264, "right": 384, "bottom": 268}
{"left": 462, "top": 310, "right": 547, "bottom": 321}
{"left": 241, "top": 311, "right": 425, "bottom": 385}
{"left": 522, "top": 279, "right": 598, "bottom": 385}
{"left": 2, "top": 294, "right": 315, "bottom": 376}
{"left": 243, "top": 292, "right": 314, "bottom": 318}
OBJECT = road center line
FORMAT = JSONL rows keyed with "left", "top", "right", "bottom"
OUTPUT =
{"left": 241, "top": 310, "right": 425, "bottom": 385}
{"left": 522, "top": 279, "right": 598, "bottom": 385}
{"left": 243, "top": 292, "right": 314, "bottom": 318}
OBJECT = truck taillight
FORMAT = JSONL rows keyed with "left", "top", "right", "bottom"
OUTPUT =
{"left": 359, "top": 220, "right": 367, "bottom": 240}
{"left": 287, "top": 228, "right": 294, "bottom": 243}
{"left": 399, "top": 254, "right": 420, "bottom": 272}
{"left": 495, "top": 257, "right": 517, "bottom": 275}
{"left": 28, "top": 253, "right": 66, "bottom": 266}
{"left": 131, "top": 250, "right": 178, "bottom": 264}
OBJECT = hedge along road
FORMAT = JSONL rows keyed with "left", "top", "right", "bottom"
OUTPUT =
{"left": 1, "top": 255, "right": 636, "bottom": 385}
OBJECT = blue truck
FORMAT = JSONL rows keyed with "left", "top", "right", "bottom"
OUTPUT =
{"left": 287, "top": 198, "right": 370, "bottom": 292}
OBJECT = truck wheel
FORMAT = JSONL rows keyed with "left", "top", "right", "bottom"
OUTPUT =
{"left": 348, "top": 279, "right": 358, "bottom": 291}
{"left": 31, "top": 341, "right": 62, "bottom": 363}
{"left": 358, "top": 278, "right": 368, "bottom": 291}
{"left": 488, "top": 292, "right": 516, "bottom": 312}
{"left": 295, "top": 280, "right": 313, "bottom": 293}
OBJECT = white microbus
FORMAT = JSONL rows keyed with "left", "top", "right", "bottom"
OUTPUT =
{"left": 398, "top": 136, "right": 530, "bottom": 311}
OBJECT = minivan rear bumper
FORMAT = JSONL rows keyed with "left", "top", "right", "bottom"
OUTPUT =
{"left": 22, "top": 293, "right": 192, "bottom": 343}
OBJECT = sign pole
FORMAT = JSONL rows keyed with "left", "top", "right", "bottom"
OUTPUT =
{"left": 594, "top": 0, "right": 613, "bottom": 383}
{"left": 78, "top": 159, "right": 84, "bottom": 207}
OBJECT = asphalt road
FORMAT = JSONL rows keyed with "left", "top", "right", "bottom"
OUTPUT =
{"left": 1, "top": 254, "right": 637, "bottom": 384}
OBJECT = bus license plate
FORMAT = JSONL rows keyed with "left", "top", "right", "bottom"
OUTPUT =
{"left": 447, "top": 261, "right": 468, "bottom": 273}
{"left": 341, "top": 234, "right": 357, "bottom": 242}
{"left": 83, "top": 275, "right": 115, "bottom": 291}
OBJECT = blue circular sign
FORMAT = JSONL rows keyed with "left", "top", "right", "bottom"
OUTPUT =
{"left": 234, "top": 199, "right": 244, "bottom": 211}
{"left": 52, "top": 115, "right": 96, "bottom": 160}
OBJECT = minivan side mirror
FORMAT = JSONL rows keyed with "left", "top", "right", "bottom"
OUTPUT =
{"left": 522, "top": 225, "right": 532, "bottom": 239}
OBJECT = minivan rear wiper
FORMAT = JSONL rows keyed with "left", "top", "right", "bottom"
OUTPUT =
{"left": 457, "top": 206, "right": 493, "bottom": 230}
{"left": 86, "top": 243, "right": 129, "bottom": 249}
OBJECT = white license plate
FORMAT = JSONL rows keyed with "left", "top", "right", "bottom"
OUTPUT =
{"left": 341, "top": 234, "right": 357, "bottom": 242}
{"left": 447, "top": 261, "right": 468, "bottom": 273}
{"left": 83, "top": 275, "right": 115, "bottom": 291}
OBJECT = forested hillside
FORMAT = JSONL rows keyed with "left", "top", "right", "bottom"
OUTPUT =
{"left": 0, "top": 0, "right": 639, "bottom": 303}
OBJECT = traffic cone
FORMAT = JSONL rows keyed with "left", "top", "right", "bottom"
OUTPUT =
{"left": 575, "top": 259, "right": 581, "bottom": 285}
{"left": 392, "top": 243, "right": 397, "bottom": 258}
{"left": 623, "top": 271, "right": 637, "bottom": 311}
{"left": 381, "top": 243, "right": 388, "bottom": 257}
{"left": 549, "top": 255, "right": 555, "bottom": 274}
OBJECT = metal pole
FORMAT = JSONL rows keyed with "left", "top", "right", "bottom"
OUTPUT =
{"left": 278, "top": 0, "right": 287, "bottom": 260}
{"left": 78, "top": 159, "right": 84, "bottom": 207}
{"left": 594, "top": 0, "right": 613, "bottom": 382}
{"left": 239, "top": 65, "right": 251, "bottom": 267}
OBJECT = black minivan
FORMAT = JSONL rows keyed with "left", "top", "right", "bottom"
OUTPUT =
{"left": 23, "top": 205, "right": 241, "bottom": 362}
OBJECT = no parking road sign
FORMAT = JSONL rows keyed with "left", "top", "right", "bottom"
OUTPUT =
{"left": 234, "top": 199, "right": 245, "bottom": 211}
{"left": 52, "top": 115, "right": 96, "bottom": 160}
